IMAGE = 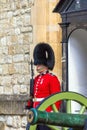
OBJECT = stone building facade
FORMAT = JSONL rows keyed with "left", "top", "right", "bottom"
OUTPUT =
{"left": 0, "top": 0, "right": 62, "bottom": 129}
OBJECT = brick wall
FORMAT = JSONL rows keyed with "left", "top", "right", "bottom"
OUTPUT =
{"left": 0, "top": 0, "right": 34, "bottom": 129}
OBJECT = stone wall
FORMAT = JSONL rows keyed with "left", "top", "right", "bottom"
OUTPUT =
{"left": 0, "top": 0, "right": 34, "bottom": 129}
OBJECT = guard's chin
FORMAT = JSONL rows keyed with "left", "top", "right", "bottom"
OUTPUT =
{"left": 37, "top": 68, "right": 43, "bottom": 73}
{"left": 37, "top": 67, "right": 45, "bottom": 73}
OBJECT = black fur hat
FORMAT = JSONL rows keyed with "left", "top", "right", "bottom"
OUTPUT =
{"left": 33, "top": 42, "right": 55, "bottom": 70}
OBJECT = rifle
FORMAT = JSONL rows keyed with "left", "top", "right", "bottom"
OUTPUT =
{"left": 25, "top": 59, "right": 34, "bottom": 109}
{"left": 30, "top": 59, "right": 34, "bottom": 97}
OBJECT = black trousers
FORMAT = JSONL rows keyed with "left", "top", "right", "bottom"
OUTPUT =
{"left": 36, "top": 125, "right": 51, "bottom": 130}
{"left": 26, "top": 123, "right": 51, "bottom": 130}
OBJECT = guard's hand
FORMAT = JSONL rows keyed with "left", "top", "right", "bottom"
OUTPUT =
{"left": 25, "top": 99, "right": 33, "bottom": 110}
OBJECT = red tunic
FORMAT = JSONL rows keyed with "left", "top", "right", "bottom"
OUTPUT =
{"left": 33, "top": 71, "right": 61, "bottom": 112}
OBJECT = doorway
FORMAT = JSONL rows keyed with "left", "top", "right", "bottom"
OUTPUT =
{"left": 68, "top": 28, "right": 87, "bottom": 113}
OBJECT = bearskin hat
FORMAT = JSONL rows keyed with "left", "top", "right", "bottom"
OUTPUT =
{"left": 33, "top": 42, "right": 55, "bottom": 70}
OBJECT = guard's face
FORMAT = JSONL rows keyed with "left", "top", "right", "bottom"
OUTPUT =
{"left": 36, "top": 65, "right": 48, "bottom": 73}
